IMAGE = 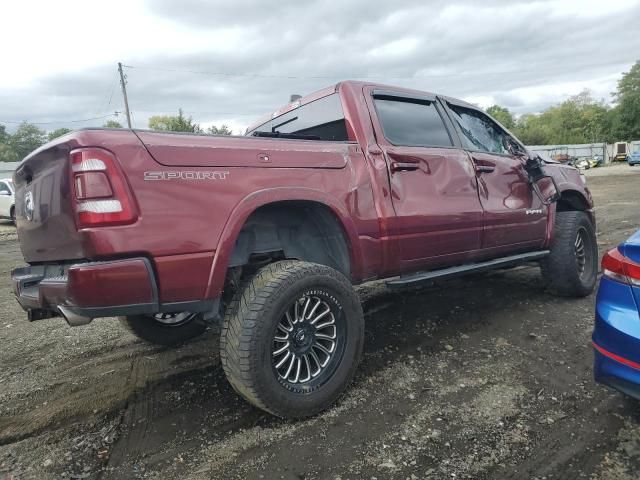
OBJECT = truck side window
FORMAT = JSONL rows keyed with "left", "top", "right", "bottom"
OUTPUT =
{"left": 373, "top": 97, "right": 452, "bottom": 147}
{"left": 247, "top": 94, "right": 349, "bottom": 141}
{"left": 0, "top": 182, "right": 10, "bottom": 195}
{"left": 448, "top": 105, "right": 508, "bottom": 155}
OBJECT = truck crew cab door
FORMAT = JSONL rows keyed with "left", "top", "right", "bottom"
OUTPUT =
{"left": 365, "top": 89, "right": 484, "bottom": 271}
{"left": 442, "top": 100, "right": 547, "bottom": 252}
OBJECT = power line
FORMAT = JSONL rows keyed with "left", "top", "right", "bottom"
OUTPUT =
{"left": 104, "top": 74, "right": 118, "bottom": 110}
{"left": 131, "top": 108, "right": 261, "bottom": 116}
{"left": 0, "top": 113, "right": 120, "bottom": 126}
{"left": 97, "top": 72, "right": 119, "bottom": 114}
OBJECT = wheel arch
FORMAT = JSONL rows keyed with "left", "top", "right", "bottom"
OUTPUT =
{"left": 205, "top": 188, "right": 362, "bottom": 298}
{"left": 556, "top": 188, "right": 590, "bottom": 212}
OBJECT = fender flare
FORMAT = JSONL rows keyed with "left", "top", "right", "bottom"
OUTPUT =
{"left": 204, "top": 187, "right": 363, "bottom": 298}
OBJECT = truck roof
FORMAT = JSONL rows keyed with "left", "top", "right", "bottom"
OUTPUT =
{"left": 246, "top": 80, "right": 475, "bottom": 134}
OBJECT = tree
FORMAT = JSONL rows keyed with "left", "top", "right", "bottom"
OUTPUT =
{"left": 206, "top": 124, "right": 233, "bottom": 136}
{"left": 0, "top": 143, "right": 19, "bottom": 162}
{"left": 514, "top": 113, "right": 551, "bottom": 145}
{"left": 0, "top": 124, "right": 9, "bottom": 144}
{"left": 508, "top": 88, "right": 613, "bottom": 145}
{"left": 486, "top": 105, "right": 515, "bottom": 130}
{"left": 47, "top": 127, "right": 72, "bottom": 141}
{"left": 611, "top": 61, "right": 640, "bottom": 140}
{"left": 103, "top": 120, "right": 123, "bottom": 128}
{"left": 9, "top": 122, "right": 46, "bottom": 159}
{"left": 148, "top": 109, "right": 201, "bottom": 133}
{"left": 0, "top": 124, "right": 19, "bottom": 162}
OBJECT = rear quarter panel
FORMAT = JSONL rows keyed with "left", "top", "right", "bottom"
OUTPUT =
{"left": 14, "top": 130, "right": 381, "bottom": 302}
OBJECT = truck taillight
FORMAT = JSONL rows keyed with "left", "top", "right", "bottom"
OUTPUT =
{"left": 70, "top": 148, "right": 137, "bottom": 228}
{"left": 602, "top": 248, "right": 640, "bottom": 286}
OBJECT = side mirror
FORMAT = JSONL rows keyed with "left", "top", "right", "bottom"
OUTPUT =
{"left": 524, "top": 156, "right": 560, "bottom": 205}
{"left": 0, "top": 191, "right": 11, "bottom": 196}
{"left": 532, "top": 175, "right": 560, "bottom": 205}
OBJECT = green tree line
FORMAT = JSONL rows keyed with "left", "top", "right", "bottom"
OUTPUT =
{"left": 0, "top": 121, "right": 123, "bottom": 162}
{"left": 147, "top": 109, "right": 233, "bottom": 135}
{"left": 487, "top": 60, "right": 640, "bottom": 145}
{"left": 0, "top": 111, "right": 233, "bottom": 162}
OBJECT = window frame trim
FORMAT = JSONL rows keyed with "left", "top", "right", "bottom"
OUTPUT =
{"left": 371, "top": 91, "right": 458, "bottom": 149}
{"left": 246, "top": 92, "right": 352, "bottom": 142}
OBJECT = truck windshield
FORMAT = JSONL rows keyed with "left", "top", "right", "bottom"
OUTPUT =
{"left": 247, "top": 93, "right": 349, "bottom": 141}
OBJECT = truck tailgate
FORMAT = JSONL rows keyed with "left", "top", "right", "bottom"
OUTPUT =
{"left": 13, "top": 140, "right": 85, "bottom": 263}
{"left": 13, "top": 129, "right": 145, "bottom": 263}
{"left": 135, "top": 131, "right": 350, "bottom": 169}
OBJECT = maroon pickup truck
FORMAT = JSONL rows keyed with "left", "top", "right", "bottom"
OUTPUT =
{"left": 11, "top": 81, "right": 597, "bottom": 418}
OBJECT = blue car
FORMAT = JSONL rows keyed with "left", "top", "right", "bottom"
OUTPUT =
{"left": 628, "top": 151, "right": 640, "bottom": 166}
{"left": 593, "top": 230, "right": 640, "bottom": 399}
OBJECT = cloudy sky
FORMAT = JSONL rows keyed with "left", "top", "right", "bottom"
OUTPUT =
{"left": 1, "top": 0, "right": 639, "bottom": 134}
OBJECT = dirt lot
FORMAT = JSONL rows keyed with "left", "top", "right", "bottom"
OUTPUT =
{"left": 1, "top": 165, "right": 640, "bottom": 480}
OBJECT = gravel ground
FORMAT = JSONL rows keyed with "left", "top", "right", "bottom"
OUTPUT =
{"left": 1, "top": 165, "right": 640, "bottom": 480}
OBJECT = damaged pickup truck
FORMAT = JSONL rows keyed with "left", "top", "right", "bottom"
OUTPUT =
{"left": 11, "top": 81, "right": 597, "bottom": 418}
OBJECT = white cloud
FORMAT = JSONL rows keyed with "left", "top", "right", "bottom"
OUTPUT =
{"left": 0, "top": 0, "right": 638, "bottom": 133}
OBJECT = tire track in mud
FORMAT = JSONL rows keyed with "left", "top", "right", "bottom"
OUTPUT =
{"left": 102, "top": 356, "right": 156, "bottom": 468}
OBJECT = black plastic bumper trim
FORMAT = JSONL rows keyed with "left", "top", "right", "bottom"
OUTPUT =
{"left": 60, "top": 298, "right": 220, "bottom": 322}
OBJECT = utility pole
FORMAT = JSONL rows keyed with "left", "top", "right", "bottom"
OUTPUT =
{"left": 118, "top": 62, "right": 132, "bottom": 128}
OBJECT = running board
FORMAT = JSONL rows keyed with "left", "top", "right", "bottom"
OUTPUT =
{"left": 386, "top": 250, "right": 550, "bottom": 288}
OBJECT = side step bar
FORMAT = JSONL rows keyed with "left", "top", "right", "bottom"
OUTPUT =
{"left": 386, "top": 250, "right": 550, "bottom": 288}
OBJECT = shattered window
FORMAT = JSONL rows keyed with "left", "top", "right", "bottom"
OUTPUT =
{"left": 448, "top": 105, "right": 508, "bottom": 155}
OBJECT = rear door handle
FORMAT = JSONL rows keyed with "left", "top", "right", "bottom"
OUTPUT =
{"left": 474, "top": 164, "right": 495, "bottom": 173}
{"left": 390, "top": 162, "right": 420, "bottom": 172}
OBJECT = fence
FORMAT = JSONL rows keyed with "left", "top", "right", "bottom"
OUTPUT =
{"left": 528, "top": 141, "right": 640, "bottom": 164}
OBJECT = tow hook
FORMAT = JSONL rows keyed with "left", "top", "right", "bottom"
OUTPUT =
{"left": 27, "top": 308, "right": 59, "bottom": 322}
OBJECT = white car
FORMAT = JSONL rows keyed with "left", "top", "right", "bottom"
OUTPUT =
{"left": 0, "top": 178, "right": 15, "bottom": 224}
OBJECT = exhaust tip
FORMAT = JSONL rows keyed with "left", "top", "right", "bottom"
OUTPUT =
{"left": 58, "top": 306, "right": 92, "bottom": 327}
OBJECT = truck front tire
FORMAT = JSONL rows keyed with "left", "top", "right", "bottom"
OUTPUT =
{"left": 220, "top": 260, "right": 364, "bottom": 418}
{"left": 119, "top": 312, "right": 209, "bottom": 346}
{"left": 541, "top": 210, "right": 598, "bottom": 297}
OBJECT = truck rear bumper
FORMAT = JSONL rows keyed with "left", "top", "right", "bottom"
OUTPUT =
{"left": 11, "top": 258, "right": 217, "bottom": 326}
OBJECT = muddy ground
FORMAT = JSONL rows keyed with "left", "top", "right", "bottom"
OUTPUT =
{"left": 1, "top": 165, "right": 640, "bottom": 480}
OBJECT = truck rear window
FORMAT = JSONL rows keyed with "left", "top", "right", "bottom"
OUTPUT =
{"left": 247, "top": 94, "right": 349, "bottom": 141}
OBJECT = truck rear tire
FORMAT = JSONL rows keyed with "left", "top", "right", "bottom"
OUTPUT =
{"left": 220, "top": 260, "right": 364, "bottom": 418}
{"left": 541, "top": 210, "right": 598, "bottom": 297}
{"left": 119, "top": 312, "right": 208, "bottom": 346}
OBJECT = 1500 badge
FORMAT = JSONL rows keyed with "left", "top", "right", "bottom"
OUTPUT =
{"left": 144, "top": 171, "right": 229, "bottom": 181}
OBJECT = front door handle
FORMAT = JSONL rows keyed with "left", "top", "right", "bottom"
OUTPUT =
{"left": 390, "top": 162, "right": 420, "bottom": 172}
{"left": 472, "top": 157, "right": 496, "bottom": 174}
